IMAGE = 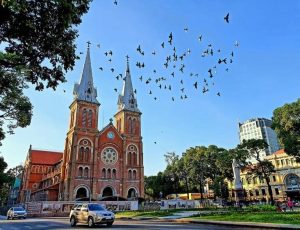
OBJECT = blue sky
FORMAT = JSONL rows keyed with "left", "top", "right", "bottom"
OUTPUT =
{"left": 1, "top": 0, "right": 300, "bottom": 176}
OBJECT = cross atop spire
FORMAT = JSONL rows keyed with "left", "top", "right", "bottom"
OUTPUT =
{"left": 117, "top": 57, "right": 139, "bottom": 112}
{"left": 73, "top": 45, "right": 99, "bottom": 104}
{"left": 87, "top": 41, "right": 91, "bottom": 48}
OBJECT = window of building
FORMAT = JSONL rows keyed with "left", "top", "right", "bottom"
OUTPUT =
{"left": 133, "top": 170, "right": 137, "bottom": 180}
{"left": 112, "top": 169, "right": 116, "bottom": 179}
{"left": 276, "top": 160, "right": 280, "bottom": 166}
{"left": 84, "top": 167, "right": 89, "bottom": 178}
{"left": 281, "top": 159, "right": 284, "bottom": 165}
{"left": 78, "top": 167, "right": 83, "bottom": 178}
{"left": 128, "top": 170, "right": 132, "bottom": 180}
{"left": 107, "top": 169, "right": 111, "bottom": 179}
{"left": 273, "top": 175, "right": 276, "bottom": 182}
{"left": 275, "top": 188, "right": 279, "bottom": 195}
{"left": 87, "top": 110, "right": 92, "bottom": 127}
{"left": 286, "top": 159, "right": 289, "bottom": 165}
{"left": 262, "top": 189, "right": 266, "bottom": 196}
{"left": 82, "top": 109, "right": 87, "bottom": 127}
{"left": 249, "top": 190, "right": 253, "bottom": 196}
{"left": 102, "top": 168, "right": 106, "bottom": 178}
{"left": 255, "top": 190, "right": 259, "bottom": 196}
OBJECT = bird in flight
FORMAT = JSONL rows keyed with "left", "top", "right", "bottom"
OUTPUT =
{"left": 198, "top": 35, "right": 202, "bottom": 41}
{"left": 168, "top": 32, "right": 173, "bottom": 45}
{"left": 97, "top": 44, "right": 100, "bottom": 48}
{"left": 161, "top": 42, "right": 165, "bottom": 48}
{"left": 114, "top": 0, "right": 117, "bottom": 5}
{"left": 184, "top": 27, "right": 188, "bottom": 32}
{"left": 217, "top": 92, "right": 221, "bottom": 96}
{"left": 99, "top": 67, "right": 103, "bottom": 71}
{"left": 193, "top": 81, "right": 198, "bottom": 89}
{"left": 224, "top": 13, "right": 229, "bottom": 23}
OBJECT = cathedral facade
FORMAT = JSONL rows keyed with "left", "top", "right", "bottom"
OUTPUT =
{"left": 20, "top": 47, "right": 144, "bottom": 202}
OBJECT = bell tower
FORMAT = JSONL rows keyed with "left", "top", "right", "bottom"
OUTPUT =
{"left": 114, "top": 57, "right": 144, "bottom": 198}
{"left": 60, "top": 45, "right": 100, "bottom": 201}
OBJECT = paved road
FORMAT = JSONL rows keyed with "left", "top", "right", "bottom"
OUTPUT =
{"left": 0, "top": 218, "right": 269, "bottom": 230}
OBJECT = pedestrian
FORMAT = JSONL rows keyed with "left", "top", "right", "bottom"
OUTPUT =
{"left": 281, "top": 201, "right": 287, "bottom": 212}
{"left": 287, "top": 198, "right": 294, "bottom": 211}
{"left": 276, "top": 201, "right": 282, "bottom": 212}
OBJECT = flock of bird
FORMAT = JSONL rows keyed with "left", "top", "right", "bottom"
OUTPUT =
{"left": 77, "top": 7, "right": 238, "bottom": 103}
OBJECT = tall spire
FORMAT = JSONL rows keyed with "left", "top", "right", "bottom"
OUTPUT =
{"left": 118, "top": 56, "right": 139, "bottom": 112}
{"left": 73, "top": 43, "right": 99, "bottom": 104}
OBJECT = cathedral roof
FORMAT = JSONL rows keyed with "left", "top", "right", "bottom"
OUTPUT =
{"left": 117, "top": 58, "right": 140, "bottom": 113}
{"left": 73, "top": 46, "right": 99, "bottom": 104}
{"left": 30, "top": 149, "right": 62, "bottom": 165}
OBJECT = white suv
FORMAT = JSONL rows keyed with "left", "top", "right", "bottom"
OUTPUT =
{"left": 70, "top": 203, "right": 115, "bottom": 227}
{"left": 7, "top": 207, "right": 27, "bottom": 220}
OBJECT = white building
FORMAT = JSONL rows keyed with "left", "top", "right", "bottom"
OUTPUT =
{"left": 238, "top": 118, "right": 280, "bottom": 161}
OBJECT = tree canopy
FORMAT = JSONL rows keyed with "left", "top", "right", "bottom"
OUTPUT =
{"left": 272, "top": 99, "right": 300, "bottom": 161}
{"left": 0, "top": 0, "right": 91, "bottom": 145}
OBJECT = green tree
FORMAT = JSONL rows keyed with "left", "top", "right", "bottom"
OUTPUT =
{"left": 238, "top": 139, "right": 276, "bottom": 203}
{"left": 0, "top": 0, "right": 91, "bottom": 144}
{"left": 272, "top": 99, "right": 300, "bottom": 161}
{"left": 0, "top": 156, "right": 14, "bottom": 206}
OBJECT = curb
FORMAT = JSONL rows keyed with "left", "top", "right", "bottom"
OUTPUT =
{"left": 161, "top": 218, "right": 300, "bottom": 229}
{"left": 117, "top": 217, "right": 300, "bottom": 229}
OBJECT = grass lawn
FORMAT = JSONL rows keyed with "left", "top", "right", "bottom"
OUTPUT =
{"left": 195, "top": 212, "right": 300, "bottom": 225}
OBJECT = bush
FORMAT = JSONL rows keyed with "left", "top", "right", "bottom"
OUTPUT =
{"left": 244, "top": 204, "right": 276, "bottom": 212}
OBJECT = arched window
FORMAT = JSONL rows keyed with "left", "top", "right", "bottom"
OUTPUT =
{"left": 84, "top": 147, "right": 90, "bottom": 162}
{"left": 82, "top": 109, "right": 87, "bottom": 127}
{"left": 128, "top": 152, "right": 132, "bottom": 165}
{"left": 31, "top": 165, "right": 36, "bottom": 173}
{"left": 70, "top": 110, "right": 75, "bottom": 128}
{"left": 78, "top": 147, "right": 84, "bottom": 161}
{"left": 132, "top": 118, "right": 136, "bottom": 134}
{"left": 132, "top": 152, "right": 137, "bottom": 165}
{"left": 87, "top": 110, "right": 92, "bottom": 127}
{"left": 84, "top": 167, "right": 89, "bottom": 178}
{"left": 128, "top": 117, "right": 132, "bottom": 133}
{"left": 128, "top": 170, "right": 132, "bottom": 180}
{"left": 112, "top": 169, "right": 116, "bottom": 179}
{"left": 102, "top": 168, "right": 106, "bottom": 178}
{"left": 78, "top": 167, "right": 83, "bottom": 178}
{"left": 133, "top": 170, "right": 137, "bottom": 180}
{"left": 107, "top": 169, "right": 111, "bottom": 179}
{"left": 127, "top": 145, "right": 138, "bottom": 166}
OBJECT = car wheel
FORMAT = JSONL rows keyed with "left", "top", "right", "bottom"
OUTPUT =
{"left": 70, "top": 216, "right": 77, "bottom": 227}
{"left": 107, "top": 222, "right": 113, "bottom": 226}
{"left": 88, "top": 217, "right": 94, "bottom": 227}
{"left": 7, "top": 216, "right": 10, "bottom": 220}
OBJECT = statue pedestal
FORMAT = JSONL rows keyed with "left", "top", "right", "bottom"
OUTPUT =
{"left": 233, "top": 188, "right": 244, "bottom": 204}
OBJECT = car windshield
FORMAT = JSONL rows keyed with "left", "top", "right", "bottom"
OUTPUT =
{"left": 13, "top": 207, "right": 24, "bottom": 211}
{"left": 88, "top": 204, "right": 105, "bottom": 211}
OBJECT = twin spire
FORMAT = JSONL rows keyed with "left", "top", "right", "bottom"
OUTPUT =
{"left": 118, "top": 56, "right": 140, "bottom": 113}
{"left": 73, "top": 45, "right": 139, "bottom": 113}
{"left": 73, "top": 45, "right": 99, "bottom": 104}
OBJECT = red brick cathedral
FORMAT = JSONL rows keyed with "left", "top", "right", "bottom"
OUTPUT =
{"left": 20, "top": 47, "right": 144, "bottom": 202}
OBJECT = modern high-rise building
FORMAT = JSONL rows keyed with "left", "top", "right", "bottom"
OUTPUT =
{"left": 238, "top": 118, "right": 280, "bottom": 161}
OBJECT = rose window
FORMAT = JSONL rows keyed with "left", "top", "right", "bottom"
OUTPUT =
{"left": 101, "top": 148, "right": 118, "bottom": 165}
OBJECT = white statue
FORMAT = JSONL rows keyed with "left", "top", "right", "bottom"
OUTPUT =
{"left": 232, "top": 159, "right": 242, "bottom": 189}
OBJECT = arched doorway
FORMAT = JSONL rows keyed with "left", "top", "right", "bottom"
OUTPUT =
{"left": 127, "top": 188, "right": 137, "bottom": 199}
{"left": 102, "top": 187, "right": 113, "bottom": 198}
{"left": 76, "top": 187, "right": 88, "bottom": 199}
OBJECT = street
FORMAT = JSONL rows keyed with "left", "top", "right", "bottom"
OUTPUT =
{"left": 0, "top": 218, "right": 271, "bottom": 230}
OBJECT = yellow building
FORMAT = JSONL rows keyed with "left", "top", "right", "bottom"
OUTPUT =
{"left": 228, "top": 149, "right": 300, "bottom": 202}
